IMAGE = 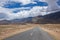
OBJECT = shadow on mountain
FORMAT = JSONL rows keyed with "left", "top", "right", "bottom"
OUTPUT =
{"left": 0, "top": 11, "right": 60, "bottom": 25}
{"left": 32, "top": 11, "right": 60, "bottom": 24}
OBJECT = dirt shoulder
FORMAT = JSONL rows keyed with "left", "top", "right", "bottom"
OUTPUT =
{"left": 40, "top": 24, "right": 60, "bottom": 40}
{"left": 0, "top": 24, "right": 35, "bottom": 40}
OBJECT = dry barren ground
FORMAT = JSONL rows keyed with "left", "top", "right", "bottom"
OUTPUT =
{"left": 40, "top": 24, "right": 60, "bottom": 40}
{"left": 0, "top": 24, "right": 35, "bottom": 40}
{"left": 0, "top": 24, "right": 60, "bottom": 40}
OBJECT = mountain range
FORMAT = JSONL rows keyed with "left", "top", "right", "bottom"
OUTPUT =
{"left": 0, "top": 11, "right": 60, "bottom": 25}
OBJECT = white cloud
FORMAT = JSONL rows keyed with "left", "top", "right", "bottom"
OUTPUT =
{"left": 0, "top": 6, "right": 48, "bottom": 20}
{"left": 0, "top": 0, "right": 9, "bottom": 6}
{"left": 11, "top": 0, "right": 36, "bottom": 5}
{"left": 0, "top": 0, "right": 50, "bottom": 20}
{"left": 40, "top": 0, "right": 60, "bottom": 11}
{"left": 39, "top": 0, "right": 46, "bottom": 2}
{"left": 0, "top": 0, "right": 37, "bottom": 6}
{"left": 11, "top": 6, "right": 48, "bottom": 18}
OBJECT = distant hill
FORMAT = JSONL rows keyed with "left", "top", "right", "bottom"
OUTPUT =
{"left": 0, "top": 17, "right": 32, "bottom": 25}
{"left": 30, "top": 11, "right": 60, "bottom": 24}
{"left": 0, "top": 11, "right": 60, "bottom": 25}
{"left": 44, "top": 11, "right": 60, "bottom": 19}
{"left": 40, "top": 11, "right": 60, "bottom": 24}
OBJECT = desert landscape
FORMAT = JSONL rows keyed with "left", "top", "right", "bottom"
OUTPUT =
{"left": 0, "top": 11, "right": 60, "bottom": 40}
{"left": 0, "top": 0, "right": 60, "bottom": 40}
{"left": 0, "top": 24, "right": 60, "bottom": 40}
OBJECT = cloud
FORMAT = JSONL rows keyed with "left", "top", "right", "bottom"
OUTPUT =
{"left": 0, "top": 0, "right": 52, "bottom": 20}
{"left": 0, "top": 13, "right": 8, "bottom": 19}
{"left": 8, "top": 6, "right": 48, "bottom": 20}
{"left": 11, "top": 0, "right": 36, "bottom": 5}
{"left": 40, "top": 0, "right": 60, "bottom": 11}
{"left": 0, "top": 6, "right": 48, "bottom": 20}
{"left": 0, "top": 0, "right": 36, "bottom": 6}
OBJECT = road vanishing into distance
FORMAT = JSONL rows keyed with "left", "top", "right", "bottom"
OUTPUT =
{"left": 4, "top": 27, "right": 54, "bottom": 40}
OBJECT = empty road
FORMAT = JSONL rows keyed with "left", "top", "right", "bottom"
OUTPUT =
{"left": 4, "top": 27, "right": 54, "bottom": 40}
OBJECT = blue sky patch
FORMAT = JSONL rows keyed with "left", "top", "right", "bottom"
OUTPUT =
{"left": 57, "top": 0, "right": 60, "bottom": 5}
{"left": 13, "top": 10, "right": 20, "bottom": 13}
{"left": 3, "top": 1, "right": 48, "bottom": 9}
{"left": 3, "top": 1, "right": 22, "bottom": 8}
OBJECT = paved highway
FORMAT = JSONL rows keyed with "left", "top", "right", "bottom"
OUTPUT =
{"left": 4, "top": 27, "right": 54, "bottom": 40}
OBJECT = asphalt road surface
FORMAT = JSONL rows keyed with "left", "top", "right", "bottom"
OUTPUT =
{"left": 4, "top": 27, "right": 54, "bottom": 40}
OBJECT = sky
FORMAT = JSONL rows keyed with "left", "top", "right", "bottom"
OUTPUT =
{"left": 0, "top": 0, "right": 60, "bottom": 20}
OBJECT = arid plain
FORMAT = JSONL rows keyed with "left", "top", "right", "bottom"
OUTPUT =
{"left": 0, "top": 24, "right": 60, "bottom": 40}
